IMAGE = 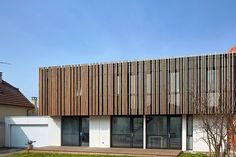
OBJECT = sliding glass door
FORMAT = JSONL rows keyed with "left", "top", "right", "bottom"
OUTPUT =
{"left": 62, "top": 117, "right": 89, "bottom": 146}
{"left": 146, "top": 116, "right": 182, "bottom": 149}
{"left": 169, "top": 116, "right": 182, "bottom": 148}
{"left": 111, "top": 116, "right": 143, "bottom": 148}
{"left": 146, "top": 116, "right": 168, "bottom": 148}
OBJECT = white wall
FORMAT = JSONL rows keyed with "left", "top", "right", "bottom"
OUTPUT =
{"left": 48, "top": 117, "right": 61, "bottom": 146}
{"left": 5, "top": 116, "right": 61, "bottom": 147}
{"left": 182, "top": 115, "right": 187, "bottom": 151}
{"left": 89, "top": 116, "right": 110, "bottom": 148}
{"left": 192, "top": 115, "right": 210, "bottom": 152}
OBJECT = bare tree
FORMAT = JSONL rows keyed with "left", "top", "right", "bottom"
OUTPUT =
{"left": 190, "top": 85, "right": 235, "bottom": 157}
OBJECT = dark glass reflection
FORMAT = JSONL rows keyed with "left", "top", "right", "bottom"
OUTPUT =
{"left": 62, "top": 117, "right": 89, "bottom": 146}
{"left": 169, "top": 117, "right": 181, "bottom": 148}
{"left": 62, "top": 117, "right": 80, "bottom": 146}
{"left": 187, "top": 115, "right": 193, "bottom": 150}
{"left": 111, "top": 116, "right": 143, "bottom": 148}
{"left": 146, "top": 116, "right": 182, "bottom": 149}
{"left": 146, "top": 116, "right": 168, "bottom": 148}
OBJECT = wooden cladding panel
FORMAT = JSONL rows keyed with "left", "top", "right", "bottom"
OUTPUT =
{"left": 155, "top": 60, "right": 160, "bottom": 114}
{"left": 108, "top": 64, "right": 114, "bottom": 115}
{"left": 138, "top": 61, "right": 144, "bottom": 115}
{"left": 151, "top": 60, "right": 156, "bottom": 115}
{"left": 39, "top": 54, "right": 236, "bottom": 116}
{"left": 160, "top": 59, "right": 167, "bottom": 114}
{"left": 39, "top": 68, "right": 43, "bottom": 115}
{"left": 113, "top": 64, "right": 118, "bottom": 115}
{"left": 122, "top": 63, "right": 128, "bottom": 115}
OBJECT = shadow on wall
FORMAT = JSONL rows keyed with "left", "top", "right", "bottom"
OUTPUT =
{"left": 0, "top": 123, "right": 5, "bottom": 147}
{"left": 10, "top": 124, "right": 48, "bottom": 148}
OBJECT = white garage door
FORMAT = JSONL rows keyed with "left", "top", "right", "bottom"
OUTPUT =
{"left": 10, "top": 125, "right": 48, "bottom": 148}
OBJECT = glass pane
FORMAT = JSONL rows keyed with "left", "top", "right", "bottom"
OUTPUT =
{"left": 131, "top": 75, "right": 136, "bottom": 94}
{"left": 81, "top": 117, "right": 89, "bottom": 146}
{"left": 187, "top": 115, "right": 193, "bottom": 150}
{"left": 170, "top": 94, "right": 175, "bottom": 106}
{"left": 169, "top": 117, "right": 182, "bottom": 149}
{"left": 112, "top": 117, "right": 131, "bottom": 147}
{"left": 176, "top": 93, "right": 180, "bottom": 107}
{"left": 133, "top": 118, "right": 143, "bottom": 148}
{"left": 112, "top": 135, "right": 131, "bottom": 147}
{"left": 112, "top": 117, "right": 130, "bottom": 134}
{"left": 131, "top": 95, "right": 136, "bottom": 109}
{"left": 176, "top": 72, "right": 179, "bottom": 92}
{"left": 62, "top": 117, "right": 80, "bottom": 146}
{"left": 146, "top": 116, "right": 168, "bottom": 148}
{"left": 170, "top": 72, "right": 175, "bottom": 93}
{"left": 208, "top": 69, "right": 216, "bottom": 92}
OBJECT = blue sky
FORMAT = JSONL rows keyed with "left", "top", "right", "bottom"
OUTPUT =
{"left": 0, "top": 0, "right": 236, "bottom": 99}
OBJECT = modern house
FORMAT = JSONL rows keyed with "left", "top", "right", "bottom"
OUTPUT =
{"left": 0, "top": 72, "right": 34, "bottom": 147}
{"left": 35, "top": 52, "right": 235, "bottom": 152}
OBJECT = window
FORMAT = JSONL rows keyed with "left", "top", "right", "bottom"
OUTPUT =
{"left": 207, "top": 69, "right": 219, "bottom": 107}
{"left": 111, "top": 117, "right": 143, "bottom": 148}
{"left": 146, "top": 116, "right": 168, "bottom": 148}
{"left": 186, "top": 115, "right": 193, "bottom": 150}
{"left": 208, "top": 69, "right": 216, "bottom": 92}
{"left": 170, "top": 72, "right": 180, "bottom": 107}
{"left": 208, "top": 92, "right": 220, "bottom": 107}
{"left": 130, "top": 75, "right": 136, "bottom": 109}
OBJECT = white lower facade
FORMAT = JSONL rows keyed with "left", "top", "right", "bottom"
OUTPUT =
{"left": 5, "top": 115, "right": 210, "bottom": 152}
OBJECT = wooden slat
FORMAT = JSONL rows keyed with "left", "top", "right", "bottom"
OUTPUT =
{"left": 144, "top": 61, "right": 151, "bottom": 115}
{"left": 156, "top": 60, "right": 160, "bottom": 114}
{"left": 89, "top": 66, "right": 93, "bottom": 115}
{"left": 99, "top": 65, "right": 103, "bottom": 115}
{"left": 114, "top": 64, "right": 118, "bottom": 115}
{"left": 188, "top": 57, "right": 195, "bottom": 114}
{"left": 138, "top": 61, "right": 144, "bottom": 114}
{"left": 118, "top": 63, "right": 122, "bottom": 115}
{"left": 151, "top": 60, "right": 156, "bottom": 115}
{"left": 95, "top": 65, "right": 99, "bottom": 115}
{"left": 108, "top": 64, "right": 114, "bottom": 115}
{"left": 175, "top": 58, "right": 181, "bottom": 114}
{"left": 39, "top": 68, "right": 43, "bottom": 115}
{"left": 103, "top": 64, "right": 108, "bottom": 115}
{"left": 131, "top": 62, "right": 138, "bottom": 115}
{"left": 122, "top": 62, "right": 128, "bottom": 115}
{"left": 81, "top": 65, "right": 89, "bottom": 115}
{"left": 169, "top": 58, "right": 175, "bottom": 115}
{"left": 92, "top": 65, "right": 96, "bottom": 115}
{"left": 183, "top": 58, "right": 189, "bottom": 114}
{"left": 160, "top": 59, "right": 167, "bottom": 114}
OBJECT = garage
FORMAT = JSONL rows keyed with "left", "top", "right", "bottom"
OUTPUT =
{"left": 10, "top": 124, "right": 48, "bottom": 148}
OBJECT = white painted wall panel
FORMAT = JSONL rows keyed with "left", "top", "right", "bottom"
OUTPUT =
{"left": 48, "top": 117, "right": 61, "bottom": 146}
{"left": 11, "top": 125, "right": 48, "bottom": 147}
{"left": 89, "top": 116, "right": 110, "bottom": 148}
{"left": 192, "top": 115, "right": 210, "bottom": 152}
{"left": 5, "top": 116, "right": 61, "bottom": 147}
{"left": 182, "top": 115, "right": 187, "bottom": 151}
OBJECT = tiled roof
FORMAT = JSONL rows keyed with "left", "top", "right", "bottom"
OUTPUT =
{"left": 0, "top": 80, "right": 34, "bottom": 108}
{"left": 229, "top": 46, "right": 236, "bottom": 53}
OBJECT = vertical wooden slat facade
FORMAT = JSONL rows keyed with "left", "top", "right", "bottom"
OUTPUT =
{"left": 39, "top": 54, "right": 236, "bottom": 116}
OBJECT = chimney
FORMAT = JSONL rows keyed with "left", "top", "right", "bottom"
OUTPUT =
{"left": 31, "top": 97, "right": 38, "bottom": 108}
{"left": 0, "top": 72, "right": 2, "bottom": 83}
